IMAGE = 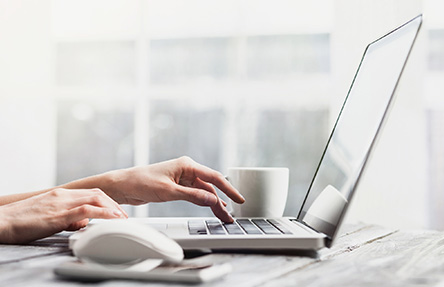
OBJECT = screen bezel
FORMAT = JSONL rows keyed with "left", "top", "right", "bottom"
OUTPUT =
{"left": 296, "top": 15, "right": 423, "bottom": 247}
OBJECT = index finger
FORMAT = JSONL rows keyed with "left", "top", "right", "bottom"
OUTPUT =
{"left": 191, "top": 163, "right": 245, "bottom": 204}
{"left": 65, "top": 188, "right": 128, "bottom": 218}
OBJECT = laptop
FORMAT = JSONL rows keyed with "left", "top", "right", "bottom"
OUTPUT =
{"left": 72, "top": 15, "right": 423, "bottom": 251}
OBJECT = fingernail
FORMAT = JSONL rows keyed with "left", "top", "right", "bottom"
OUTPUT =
{"left": 113, "top": 210, "right": 124, "bottom": 218}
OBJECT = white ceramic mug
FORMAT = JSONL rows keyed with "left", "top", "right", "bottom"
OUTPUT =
{"left": 227, "top": 167, "right": 289, "bottom": 218}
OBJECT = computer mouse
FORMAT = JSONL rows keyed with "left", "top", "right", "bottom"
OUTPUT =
{"left": 72, "top": 220, "right": 184, "bottom": 265}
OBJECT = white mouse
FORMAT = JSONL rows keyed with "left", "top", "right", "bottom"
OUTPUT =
{"left": 72, "top": 220, "right": 184, "bottom": 265}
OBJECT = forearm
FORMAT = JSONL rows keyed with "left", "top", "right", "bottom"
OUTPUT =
{"left": 57, "top": 169, "right": 128, "bottom": 204}
{"left": 0, "top": 191, "right": 46, "bottom": 206}
{"left": 0, "top": 169, "right": 128, "bottom": 206}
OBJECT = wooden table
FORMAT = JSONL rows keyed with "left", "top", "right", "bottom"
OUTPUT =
{"left": 1, "top": 223, "right": 444, "bottom": 286}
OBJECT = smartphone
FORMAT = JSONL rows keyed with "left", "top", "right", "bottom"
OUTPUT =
{"left": 54, "top": 259, "right": 232, "bottom": 284}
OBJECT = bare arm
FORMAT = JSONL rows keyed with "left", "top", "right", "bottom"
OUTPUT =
{"left": 0, "top": 174, "right": 115, "bottom": 206}
{"left": 59, "top": 156, "right": 245, "bottom": 222}
{"left": 0, "top": 156, "right": 244, "bottom": 244}
{"left": 0, "top": 188, "right": 127, "bottom": 244}
{"left": 0, "top": 190, "right": 49, "bottom": 206}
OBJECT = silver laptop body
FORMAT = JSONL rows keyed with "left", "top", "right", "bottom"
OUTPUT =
{"left": 137, "top": 15, "right": 422, "bottom": 251}
{"left": 73, "top": 15, "right": 423, "bottom": 251}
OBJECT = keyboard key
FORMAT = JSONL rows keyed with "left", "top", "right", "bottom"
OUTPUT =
{"left": 268, "top": 219, "right": 293, "bottom": 234}
{"left": 223, "top": 222, "right": 244, "bottom": 235}
{"left": 206, "top": 220, "right": 226, "bottom": 235}
{"left": 236, "top": 219, "right": 263, "bottom": 235}
{"left": 188, "top": 220, "right": 208, "bottom": 235}
{"left": 252, "top": 219, "right": 281, "bottom": 235}
{"left": 188, "top": 218, "right": 290, "bottom": 236}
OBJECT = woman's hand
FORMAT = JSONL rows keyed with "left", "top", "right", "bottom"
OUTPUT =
{"left": 106, "top": 156, "right": 245, "bottom": 222}
{"left": 0, "top": 156, "right": 243, "bottom": 244}
{"left": 0, "top": 188, "right": 127, "bottom": 244}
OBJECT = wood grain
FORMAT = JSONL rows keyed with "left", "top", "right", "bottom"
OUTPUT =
{"left": 1, "top": 224, "right": 443, "bottom": 287}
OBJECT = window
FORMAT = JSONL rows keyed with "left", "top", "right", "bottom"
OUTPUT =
{"left": 149, "top": 100, "right": 224, "bottom": 169}
{"left": 56, "top": 41, "right": 136, "bottom": 87}
{"left": 427, "top": 110, "right": 444, "bottom": 229}
{"left": 52, "top": 1, "right": 332, "bottom": 217}
{"left": 56, "top": 100, "right": 134, "bottom": 184}
{"left": 425, "top": 1, "right": 444, "bottom": 229}
{"left": 428, "top": 30, "right": 444, "bottom": 71}
{"left": 2, "top": 0, "right": 434, "bottom": 230}
{"left": 150, "top": 38, "right": 235, "bottom": 85}
{"left": 246, "top": 34, "right": 330, "bottom": 79}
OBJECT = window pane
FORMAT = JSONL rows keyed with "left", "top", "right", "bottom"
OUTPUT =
{"left": 52, "top": 1, "right": 140, "bottom": 38}
{"left": 236, "top": 108, "right": 329, "bottom": 214}
{"left": 148, "top": 100, "right": 224, "bottom": 217}
{"left": 246, "top": 34, "right": 330, "bottom": 79}
{"left": 428, "top": 29, "right": 444, "bottom": 71}
{"left": 56, "top": 100, "right": 134, "bottom": 184}
{"left": 149, "top": 38, "right": 236, "bottom": 85}
{"left": 149, "top": 100, "right": 224, "bottom": 168}
{"left": 427, "top": 109, "right": 444, "bottom": 229}
{"left": 56, "top": 41, "right": 136, "bottom": 86}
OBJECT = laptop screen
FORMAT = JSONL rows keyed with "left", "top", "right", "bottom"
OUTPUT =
{"left": 297, "top": 15, "right": 422, "bottom": 245}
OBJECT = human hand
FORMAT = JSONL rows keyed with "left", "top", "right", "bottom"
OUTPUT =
{"left": 108, "top": 156, "right": 245, "bottom": 222}
{"left": 0, "top": 188, "right": 127, "bottom": 244}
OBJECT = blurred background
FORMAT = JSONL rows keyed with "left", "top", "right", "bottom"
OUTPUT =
{"left": 0, "top": 0, "right": 442, "bottom": 230}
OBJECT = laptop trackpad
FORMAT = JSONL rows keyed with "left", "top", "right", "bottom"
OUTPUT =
{"left": 147, "top": 223, "right": 168, "bottom": 231}
{"left": 166, "top": 223, "right": 188, "bottom": 236}
{"left": 145, "top": 221, "right": 188, "bottom": 236}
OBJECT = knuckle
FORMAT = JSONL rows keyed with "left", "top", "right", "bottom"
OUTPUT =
{"left": 77, "top": 205, "right": 91, "bottom": 215}
{"left": 213, "top": 171, "right": 224, "bottom": 180}
{"left": 50, "top": 188, "right": 66, "bottom": 197}
{"left": 206, "top": 170, "right": 224, "bottom": 183}
{"left": 186, "top": 188, "right": 199, "bottom": 198}
{"left": 89, "top": 195, "right": 103, "bottom": 206}
{"left": 91, "top": 188, "right": 104, "bottom": 194}
{"left": 178, "top": 156, "right": 193, "bottom": 165}
{"left": 77, "top": 205, "right": 86, "bottom": 214}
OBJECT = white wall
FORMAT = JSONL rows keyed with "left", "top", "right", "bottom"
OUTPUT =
{"left": 0, "top": 0, "right": 56, "bottom": 194}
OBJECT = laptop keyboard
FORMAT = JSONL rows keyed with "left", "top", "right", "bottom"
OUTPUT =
{"left": 188, "top": 219, "right": 293, "bottom": 236}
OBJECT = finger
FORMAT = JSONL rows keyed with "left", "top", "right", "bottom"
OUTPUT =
{"left": 65, "top": 219, "right": 90, "bottom": 231}
{"left": 64, "top": 204, "right": 125, "bottom": 225}
{"left": 66, "top": 196, "right": 128, "bottom": 219}
{"left": 193, "top": 178, "right": 217, "bottom": 195}
{"left": 80, "top": 188, "right": 129, "bottom": 218}
{"left": 210, "top": 201, "right": 234, "bottom": 223}
{"left": 63, "top": 189, "right": 128, "bottom": 218}
{"left": 173, "top": 185, "right": 218, "bottom": 207}
{"left": 190, "top": 164, "right": 245, "bottom": 204}
{"left": 193, "top": 178, "right": 229, "bottom": 208}
{"left": 180, "top": 180, "right": 231, "bottom": 219}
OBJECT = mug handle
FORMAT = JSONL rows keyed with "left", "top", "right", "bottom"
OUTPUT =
{"left": 224, "top": 175, "right": 236, "bottom": 217}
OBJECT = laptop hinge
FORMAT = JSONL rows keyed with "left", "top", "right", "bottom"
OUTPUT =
{"left": 289, "top": 219, "right": 331, "bottom": 247}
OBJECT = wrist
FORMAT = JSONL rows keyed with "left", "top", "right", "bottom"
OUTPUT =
{"left": 0, "top": 208, "right": 15, "bottom": 244}
{"left": 99, "top": 169, "right": 130, "bottom": 204}
{"left": 59, "top": 170, "right": 128, "bottom": 204}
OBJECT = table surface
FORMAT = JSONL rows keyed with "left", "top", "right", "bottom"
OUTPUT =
{"left": 1, "top": 222, "right": 444, "bottom": 286}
